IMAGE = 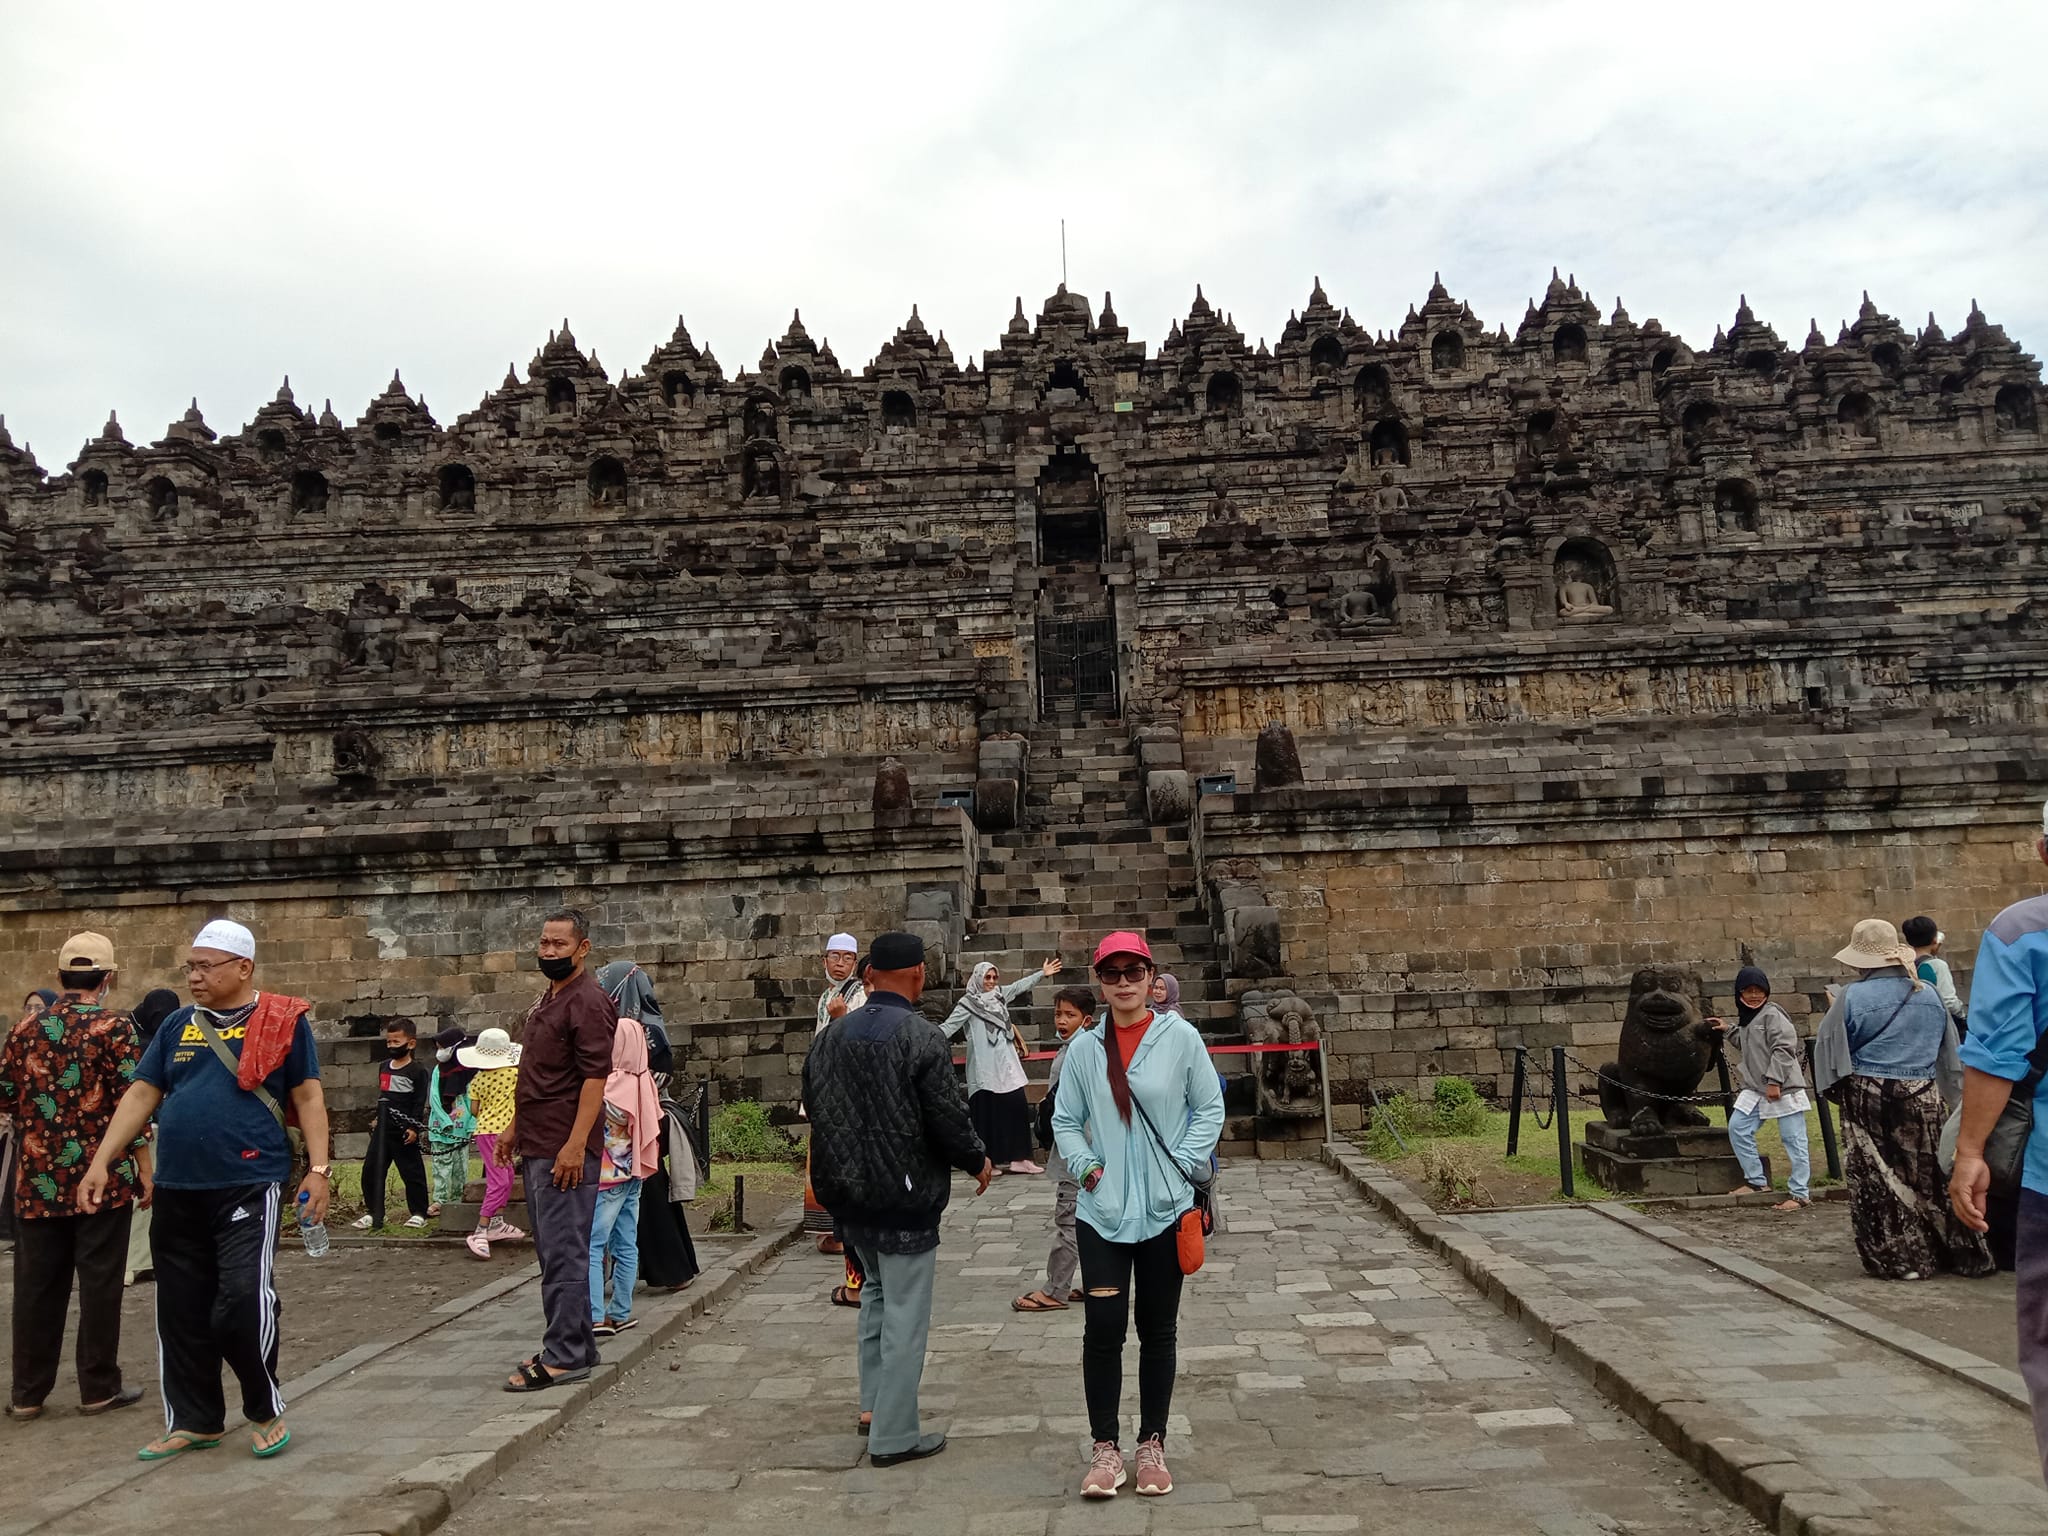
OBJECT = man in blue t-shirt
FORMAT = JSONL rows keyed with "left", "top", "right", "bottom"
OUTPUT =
{"left": 1951, "top": 798, "right": 2048, "bottom": 1486}
{"left": 78, "top": 919, "right": 329, "bottom": 1462}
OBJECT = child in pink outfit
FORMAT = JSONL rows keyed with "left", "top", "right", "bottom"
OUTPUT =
{"left": 458, "top": 1029, "right": 525, "bottom": 1258}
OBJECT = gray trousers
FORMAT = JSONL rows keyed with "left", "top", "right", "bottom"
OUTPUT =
{"left": 1046, "top": 1161, "right": 1079, "bottom": 1296}
{"left": 524, "top": 1154, "right": 602, "bottom": 1373}
{"left": 852, "top": 1243, "right": 937, "bottom": 1456}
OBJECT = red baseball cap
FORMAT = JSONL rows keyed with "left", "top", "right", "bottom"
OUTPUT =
{"left": 1092, "top": 930, "right": 1154, "bottom": 967}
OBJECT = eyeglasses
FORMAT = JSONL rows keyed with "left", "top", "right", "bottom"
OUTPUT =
{"left": 184, "top": 957, "right": 245, "bottom": 976}
{"left": 1093, "top": 964, "right": 1152, "bottom": 984}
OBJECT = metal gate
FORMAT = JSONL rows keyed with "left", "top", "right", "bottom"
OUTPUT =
{"left": 1036, "top": 616, "right": 1118, "bottom": 718}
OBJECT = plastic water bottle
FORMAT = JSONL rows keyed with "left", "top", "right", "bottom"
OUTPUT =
{"left": 297, "top": 1189, "right": 330, "bottom": 1258}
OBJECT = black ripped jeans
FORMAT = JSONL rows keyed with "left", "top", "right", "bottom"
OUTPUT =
{"left": 1077, "top": 1218, "right": 1185, "bottom": 1445}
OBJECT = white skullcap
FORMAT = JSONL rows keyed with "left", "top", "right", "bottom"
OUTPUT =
{"left": 2041, "top": 796, "right": 2048, "bottom": 836}
{"left": 826, "top": 932, "right": 859, "bottom": 954}
{"left": 192, "top": 919, "right": 256, "bottom": 960}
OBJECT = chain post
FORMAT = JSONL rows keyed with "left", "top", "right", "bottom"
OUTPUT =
{"left": 1553, "top": 1046, "right": 1574, "bottom": 1198}
{"left": 1506, "top": 1045, "right": 1528, "bottom": 1155}
{"left": 1714, "top": 1051, "right": 1735, "bottom": 1116}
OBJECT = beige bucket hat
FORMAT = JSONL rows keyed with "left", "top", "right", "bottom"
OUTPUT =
{"left": 1833, "top": 918, "right": 1917, "bottom": 972}
{"left": 456, "top": 1026, "right": 522, "bottom": 1069}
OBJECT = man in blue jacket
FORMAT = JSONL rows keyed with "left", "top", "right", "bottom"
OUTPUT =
{"left": 1951, "top": 798, "right": 2048, "bottom": 1485}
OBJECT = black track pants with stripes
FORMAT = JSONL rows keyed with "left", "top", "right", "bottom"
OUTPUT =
{"left": 151, "top": 1183, "right": 285, "bottom": 1434}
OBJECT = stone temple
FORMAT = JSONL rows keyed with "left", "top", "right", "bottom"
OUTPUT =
{"left": 2, "top": 273, "right": 2044, "bottom": 1155}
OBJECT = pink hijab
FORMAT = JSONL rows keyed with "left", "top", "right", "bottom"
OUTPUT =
{"left": 603, "top": 1017, "right": 661, "bottom": 1179}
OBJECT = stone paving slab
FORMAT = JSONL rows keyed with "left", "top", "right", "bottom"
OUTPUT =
{"left": 1324, "top": 1145, "right": 2046, "bottom": 1536}
{"left": 439, "top": 1161, "right": 1760, "bottom": 1535}
{"left": 7, "top": 1223, "right": 795, "bottom": 1536}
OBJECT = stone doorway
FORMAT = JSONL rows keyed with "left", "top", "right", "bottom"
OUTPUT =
{"left": 1036, "top": 613, "right": 1117, "bottom": 719}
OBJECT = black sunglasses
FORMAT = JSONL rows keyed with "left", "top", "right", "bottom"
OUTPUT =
{"left": 1093, "top": 963, "right": 1152, "bottom": 984}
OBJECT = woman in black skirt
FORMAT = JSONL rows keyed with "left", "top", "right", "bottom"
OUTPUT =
{"left": 944, "top": 957, "right": 1063, "bottom": 1174}
{"left": 599, "top": 961, "right": 700, "bottom": 1291}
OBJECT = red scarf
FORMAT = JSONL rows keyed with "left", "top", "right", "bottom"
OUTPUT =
{"left": 236, "top": 992, "right": 310, "bottom": 1091}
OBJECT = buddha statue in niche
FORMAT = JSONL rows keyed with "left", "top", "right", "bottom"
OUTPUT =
{"left": 1557, "top": 572, "right": 1615, "bottom": 622}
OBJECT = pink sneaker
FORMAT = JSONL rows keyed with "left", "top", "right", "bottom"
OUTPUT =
{"left": 1133, "top": 1436, "right": 1172, "bottom": 1495}
{"left": 484, "top": 1219, "right": 525, "bottom": 1242}
{"left": 1081, "top": 1440, "right": 1125, "bottom": 1498}
{"left": 465, "top": 1230, "right": 490, "bottom": 1259}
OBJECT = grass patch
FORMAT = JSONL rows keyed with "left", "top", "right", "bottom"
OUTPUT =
{"left": 709, "top": 1101, "right": 801, "bottom": 1164}
{"left": 696, "top": 1159, "right": 806, "bottom": 1232}
{"left": 1358, "top": 1098, "right": 1842, "bottom": 1211}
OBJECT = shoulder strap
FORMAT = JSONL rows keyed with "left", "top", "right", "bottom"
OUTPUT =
{"left": 188, "top": 1012, "right": 285, "bottom": 1128}
{"left": 1851, "top": 983, "right": 1919, "bottom": 1050}
{"left": 1105, "top": 1021, "right": 1209, "bottom": 1193}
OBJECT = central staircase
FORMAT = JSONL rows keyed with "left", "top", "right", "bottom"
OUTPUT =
{"left": 960, "top": 721, "right": 1229, "bottom": 1047}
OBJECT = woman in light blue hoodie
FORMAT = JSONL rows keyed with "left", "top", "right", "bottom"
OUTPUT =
{"left": 1052, "top": 931, "right": 1224, "bottom": 1502}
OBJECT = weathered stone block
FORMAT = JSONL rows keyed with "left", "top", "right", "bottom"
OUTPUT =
{"left": 1145, "top": 769, "right": 1191, "bottom": 824}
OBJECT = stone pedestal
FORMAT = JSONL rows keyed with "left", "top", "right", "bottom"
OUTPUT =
{"left": 1575, "top": 1120, "right": 1762, "bottom": 1197}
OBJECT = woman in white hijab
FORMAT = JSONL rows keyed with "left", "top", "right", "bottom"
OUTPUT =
{"left": 944, "top": 957, "right": 1063, "bottom": 1174}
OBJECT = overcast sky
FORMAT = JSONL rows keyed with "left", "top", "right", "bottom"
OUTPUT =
{"left": 2, "top": 0, "right": 2042, "bottom": 466}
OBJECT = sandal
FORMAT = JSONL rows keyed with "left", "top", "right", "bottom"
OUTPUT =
{"left": 137, "top": 1429, "right": 223, "bottom": 1461}
{"left": 1012, "top": 1290, "right": 1068, "bottom": 1312}
{"left": 6, "top": 1404, "right": 41, "bottom": 1422}
{"left": 250, "top": 1418, "right": 292, "bottom": 1458}
{"left": 1067, "top": 1289, "right": 1084, "bottom": 1303}
{"left": 503, "top": 1360, "right": 590, "bottom": 1393}
{"left": 831, "top": 1285, "right": 862, "bottom": 1308}
{"left": 858, "top": 1413, "right": 872, "bottom": 1435}
{"left": 608, "top": 1317, "right": 638, "bottom": 1334}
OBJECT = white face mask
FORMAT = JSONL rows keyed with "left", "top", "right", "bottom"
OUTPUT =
{"left": 436, "top": 1046, "right": 454, "bottom": 1063}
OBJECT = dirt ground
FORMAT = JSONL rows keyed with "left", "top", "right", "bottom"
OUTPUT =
{"left": 0, "top": 1238, "right": 493, "bottom": 1477}
{"left": 1654, "top": 1200, "right": 2020, "bottom": 1372}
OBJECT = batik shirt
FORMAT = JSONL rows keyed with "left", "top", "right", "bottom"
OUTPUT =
{"left": 0, "top": 999, "right": 142, "bottom": 1219}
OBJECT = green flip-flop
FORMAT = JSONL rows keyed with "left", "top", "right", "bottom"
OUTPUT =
{"left": 250, "top": 1420, "right": 292, "bottom": 1458}
{"left": 137, "top": 1430, "right": 223, "bottom": 1461}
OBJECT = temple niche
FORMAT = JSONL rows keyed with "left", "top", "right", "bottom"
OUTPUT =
{"left": 1037, "top": 447, "right": 1103, "bottom": 566}
{"left": 437, "top": 463, "right": 475, "bottom": 511}
{"left": 1714, "top": 477, "right": 1759, "bottom": 534}
{"left": 742, "top": 448, "right": 780, "bottom": 500}
{"left": 1554, "top": 537, "right": 1617, "bottom": 622}
{"left": 1329, "top": 545, "right": 1398, "bottom": 633}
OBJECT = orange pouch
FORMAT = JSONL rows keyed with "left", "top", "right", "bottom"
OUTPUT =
{"left": 1175, "top": 1205, "right": 1206, "bottom": 1274}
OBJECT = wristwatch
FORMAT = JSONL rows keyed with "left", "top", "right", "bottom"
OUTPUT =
{"left": 307, "top": 1165, "right": 332, "bottom": 1178}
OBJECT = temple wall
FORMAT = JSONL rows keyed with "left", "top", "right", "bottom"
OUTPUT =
{"left": 0, "top": 811, "right": 978, "bottom": 1153}
{"left": 1197, "top": 764, "right": 2045, "bottom": 1102}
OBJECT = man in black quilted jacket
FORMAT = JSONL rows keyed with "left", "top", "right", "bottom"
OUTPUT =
{"left": 804, "top": 930, "right": 991, "bottom": 1467}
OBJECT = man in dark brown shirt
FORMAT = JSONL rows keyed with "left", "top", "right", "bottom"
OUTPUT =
{"left": 497, "top": 908, "right": 615, "bottom": 1392}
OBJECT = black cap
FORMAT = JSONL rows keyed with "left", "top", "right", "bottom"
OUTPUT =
{"left": 869, "top": 931, "right": 925, "bottom": 970}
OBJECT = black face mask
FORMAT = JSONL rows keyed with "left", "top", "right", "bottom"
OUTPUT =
{"left": 537, "top": 954, "right": 578, "bottom": 982}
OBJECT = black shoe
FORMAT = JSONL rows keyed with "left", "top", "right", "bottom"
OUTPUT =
{"left": 79, "top": 1386, "right": 144, "bottom": 1416}
{"left": 870, "top": 1433, "right": 947, "bottom": 1467}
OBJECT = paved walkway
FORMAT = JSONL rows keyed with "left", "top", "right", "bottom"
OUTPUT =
{"left": 2, "top": 1231, "right": 765, "bottom": 1536}
{"left": 443, "top": 1162, "right": 1760, "bottom": 1534}
{"left": 1460, "top": 1207, "right": 2048, "bottom": 1535}
{"left": 1654, "top": 1201, "right": 2020, "bottom": 1373}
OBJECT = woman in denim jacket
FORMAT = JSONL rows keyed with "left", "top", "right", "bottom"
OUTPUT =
{"left": 1814, "top": 919, "right": 1993, "bottom": 1281}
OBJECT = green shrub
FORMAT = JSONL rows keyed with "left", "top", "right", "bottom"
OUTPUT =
{"left": 1430, "top": 1075, "right": 1489, "bottom": 1137}
{"left": 709, "top": 1100, "right": 798, "bottom": 1164}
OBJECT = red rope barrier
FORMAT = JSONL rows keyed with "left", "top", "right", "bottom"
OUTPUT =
{"left": 955, "top": 1039, "right": 1323, "bottom": 1066}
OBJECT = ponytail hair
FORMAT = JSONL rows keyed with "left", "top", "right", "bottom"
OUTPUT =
{"left": 1103, "top": 1017, "right": 1135, "bottom": 1125}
